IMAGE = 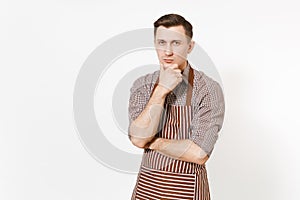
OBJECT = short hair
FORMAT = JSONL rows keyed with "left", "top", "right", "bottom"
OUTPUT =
{"left": 154, "top": 14, "right": 193, "bottom": 40}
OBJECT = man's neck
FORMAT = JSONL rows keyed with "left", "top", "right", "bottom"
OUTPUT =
{"left": 180, "top": 60, "right": 188, "bottom": 73}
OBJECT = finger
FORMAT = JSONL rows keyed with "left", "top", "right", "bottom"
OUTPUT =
{"left": 177, "top": 77, "right": 183, "bottom": 83}
{"left": 159, "top": 62, "right": 165, "bottom": 71}
{"left": 172, "top": 71, "right": 181, "bottom": 77}
{"left": 173, "top": 69, "right": 181, "bottom": 73}
{"left": 169, "top": 64, "right": 179, "bottom": 69}
{"left": 177, "top": 74, "right": 183, "bottom": 79}
{"left": 172, "top": 71, "right": 182, "bottom": 79}
{"left": 163, "top": 63, "right": 173, "bottom": 69}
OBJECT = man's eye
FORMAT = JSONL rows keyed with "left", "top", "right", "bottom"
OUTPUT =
{"left": 173, "top": 41, "right": 181, "bottom": 46}
{"left": 158, "top": 41, "right": 166, "bottom": 45}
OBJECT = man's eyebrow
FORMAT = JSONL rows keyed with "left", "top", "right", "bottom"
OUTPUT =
{"left": 155, "top": 39, "right": 182, "bottom": 42}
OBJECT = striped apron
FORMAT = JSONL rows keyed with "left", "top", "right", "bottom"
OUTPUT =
{"left": 131, "top": 68, "right": 210, "bottom": 200}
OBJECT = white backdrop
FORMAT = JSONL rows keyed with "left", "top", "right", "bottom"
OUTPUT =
{"left": 1, "top": 0, "right": 300, "bottom": 199}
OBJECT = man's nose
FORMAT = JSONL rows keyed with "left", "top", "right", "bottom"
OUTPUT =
{"left": 164, "top": 44, "right": 173, "bottom": 56}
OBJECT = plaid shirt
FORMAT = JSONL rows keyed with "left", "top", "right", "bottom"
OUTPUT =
{"left": 128, "top": 62, "right": 225, "bottom": 156}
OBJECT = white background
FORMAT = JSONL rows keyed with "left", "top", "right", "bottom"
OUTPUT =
{"left": 1, "top": 0, "right": 300, "bottom": 199}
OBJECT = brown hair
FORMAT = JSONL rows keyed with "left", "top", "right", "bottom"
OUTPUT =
{"left": 154, "top": 14, "right": 193, "bottom": 40}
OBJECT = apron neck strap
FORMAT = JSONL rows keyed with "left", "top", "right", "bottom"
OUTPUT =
{"left": 186, "top": 66, "right": 194, "bottom": 106}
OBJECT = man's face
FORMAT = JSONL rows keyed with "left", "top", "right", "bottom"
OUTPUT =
{"left": 154, "top": 25, "right": 194, "bottom": 71}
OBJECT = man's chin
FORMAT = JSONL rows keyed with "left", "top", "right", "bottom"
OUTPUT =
{"left": 163, "top": 63, "right": 173, "bottom": 68}
{"left": 162, "top": 63, "right": 179, "bottom": 70}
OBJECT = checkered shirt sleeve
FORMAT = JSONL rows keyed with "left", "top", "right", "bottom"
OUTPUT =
{"left": 189, "top": 72, "right": 225, "bottom": 156}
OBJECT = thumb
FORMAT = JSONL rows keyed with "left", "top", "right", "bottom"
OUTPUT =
{"left": 159, "top": 62, "right": 165, "bottom": 72}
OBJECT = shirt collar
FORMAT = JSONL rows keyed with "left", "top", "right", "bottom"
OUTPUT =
{"left": 181, "top": 62, "right": 190, "bottom": 84}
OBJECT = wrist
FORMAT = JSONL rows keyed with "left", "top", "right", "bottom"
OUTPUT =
{"left": 154, "top": 84, "right": 170, "bottom": 98}
{"left": 149, "top": 138, "right": 165, "bottom": 150}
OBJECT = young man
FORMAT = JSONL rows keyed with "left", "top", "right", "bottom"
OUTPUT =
{"left": 128, "top": 14, "right": 225, "bottom": 200}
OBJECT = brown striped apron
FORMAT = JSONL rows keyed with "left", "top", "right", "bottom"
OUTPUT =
{"left": 132, "top": 68, "right": 210, "bottom": 200}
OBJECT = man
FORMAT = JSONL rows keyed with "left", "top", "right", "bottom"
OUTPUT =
{"left": 128, "top": 14, "right": 225, "bottom": 200}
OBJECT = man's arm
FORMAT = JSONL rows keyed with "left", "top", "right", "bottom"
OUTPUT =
{"left": 149, "top": 138, "right": 209, "bottom": 165}
{"left": 129, "top": 85, "right": 168, "bottom": 148}
{"left": 129, "top": 64, "right": 183, "bottom": 148}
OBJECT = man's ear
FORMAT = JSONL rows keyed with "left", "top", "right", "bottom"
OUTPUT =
{"left": 187, "top": 40, "right": 195, "bottom": 54}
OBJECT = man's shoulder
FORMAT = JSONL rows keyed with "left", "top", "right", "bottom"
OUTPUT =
{"left": 193, "top": 67, "right": 213, "bottom": 84}
{"left": 192, "top": 66, "right": 223, "bottom": 93}
{"left": 130, "top": 70, "right": 159, "bottom": 93}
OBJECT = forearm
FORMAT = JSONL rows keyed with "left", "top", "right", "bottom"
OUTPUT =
{"left": 129, "top": 85, "right": 169, "bottom": 148}
{"left": 149, "top": 138, "right": 209, "bottom": 165}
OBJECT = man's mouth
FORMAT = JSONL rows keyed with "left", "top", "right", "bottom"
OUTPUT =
{"left": 163, "top": 59, "right": 174, "bottom": 63}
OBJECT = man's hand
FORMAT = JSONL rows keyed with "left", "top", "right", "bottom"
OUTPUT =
{"left": 158, "top": 63, "right": 183, "bottom": 92}
{"left": 148, "top": 137, "right": 164, "bottom": 150}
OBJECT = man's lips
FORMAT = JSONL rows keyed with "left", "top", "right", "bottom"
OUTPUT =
{"left": 163, "top": 58, "right": 174, "bottom": 63}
